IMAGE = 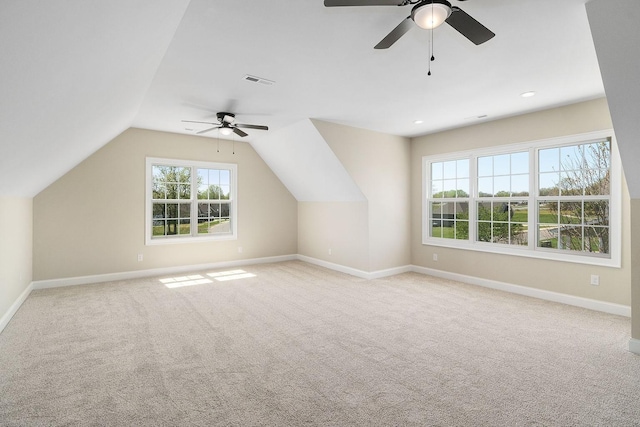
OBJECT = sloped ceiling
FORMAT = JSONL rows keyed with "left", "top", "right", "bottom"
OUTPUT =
{"left": 0, "top": 1, "right": 190, "bottom": 197}
{"left": 0, "top": 0, "right": 606, "bottom": 198}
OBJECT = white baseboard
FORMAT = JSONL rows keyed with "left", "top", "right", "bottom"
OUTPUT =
{"left": 629, "top": 338, "right": 640, "bottom": 355}
{"left": 411, "top": 265, "right": 631, "bottom": 317}
{"left": 5, "top": 256, "right": 632, "bottom": 338}
{"left": 296, "top": 255, "right": 412, "bottom": 280}
{"left": 0, "top": 282, "right": 33, "bottom": 334}
{"left": 32, "top": 255, "right": 298, "bottom": 290}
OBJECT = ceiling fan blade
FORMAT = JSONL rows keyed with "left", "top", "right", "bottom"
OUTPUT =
{"left": 445, "top": 7, "right": 495, "bottom": 45}
{"left": 235, "top": 123, "right": 269, "bottom": 131}
{"left": 324, "top": 0, "right": 403, "bottom": 6}
{"left": 374, "top": 16, "right": 413, "bottom": 49}
{"left": 182, "top": 120, "right": 218, "bottom": 125}
{"left": 233, "top": 127, "right": 249, "bottom": 137}
{"left": 196, "top": 126, "right": 219, "bottom": 135}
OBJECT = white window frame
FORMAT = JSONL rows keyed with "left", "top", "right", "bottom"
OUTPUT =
{"left": 145, "top": 157, "right": 238, "bottom": 245}
{"left": 422, "top": 130, "right": 621, "bottom": 267}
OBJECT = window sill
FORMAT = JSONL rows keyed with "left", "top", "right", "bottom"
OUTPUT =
{"left": 422, "top": 238, "right": 620, "bottom": 268}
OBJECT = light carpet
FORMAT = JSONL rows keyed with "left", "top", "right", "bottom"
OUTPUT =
{"left": 1, "top": 261, "right": 639, "bottom": 426}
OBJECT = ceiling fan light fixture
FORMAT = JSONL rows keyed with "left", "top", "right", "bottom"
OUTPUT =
{"left": 412, "top": 0, "right": 452, "bottom": 30}
{"left": 219, "top": 127, "right": 234, "bottom": 136}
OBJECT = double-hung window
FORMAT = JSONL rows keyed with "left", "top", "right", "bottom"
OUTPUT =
{"left": 146, "top": 158, "right": 237, "bottom": 244}
{"left": 423, "top": 131, "right": 620, "bottom": 266}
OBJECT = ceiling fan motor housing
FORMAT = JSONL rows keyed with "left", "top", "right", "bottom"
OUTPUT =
{"left": 217, "top": 112, "right": 236, "bottom": 123}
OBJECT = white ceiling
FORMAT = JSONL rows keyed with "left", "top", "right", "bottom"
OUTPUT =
{"left": 0, "top": 0, "right": 604, "bottom": 197}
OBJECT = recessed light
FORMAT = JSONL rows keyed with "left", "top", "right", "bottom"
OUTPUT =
{"left": 413, "top": 120, "right": 424, "bottom": 124}
{"left": 520, "top": 91, "right": 536, "bottom": 98}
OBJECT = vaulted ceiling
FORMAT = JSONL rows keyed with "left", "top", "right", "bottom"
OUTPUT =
{"left": 0, "top": 0, "right": 604, "bottom": 197}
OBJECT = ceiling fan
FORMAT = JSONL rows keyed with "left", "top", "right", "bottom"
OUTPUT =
{"left": 182, "top": 112, "right": 268, "bottom": 137}
{"left": 324, "top": 0, "right": 495, "bottom": 49}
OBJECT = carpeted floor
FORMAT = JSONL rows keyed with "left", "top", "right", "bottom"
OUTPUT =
{"left": 1, "top": 261, "right": 639, "bottom": 426}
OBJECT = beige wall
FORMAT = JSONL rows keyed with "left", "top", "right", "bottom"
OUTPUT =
{"left": 411, "top": 98, "right": 631, "bottom": 305}
{"left": 631, "top": 199, "right": 640, "bottom": 336}
{"left": 298, "top": 202, "right": 370, "bottom": 271}
{"left": 303, "top": 121, "right": 411, "bottom": 272}
{"left": 0, "top": 197, "right": 33, "bottom": 319}
{"left": 33, "top": 128, "right": 298, "bottom": 281}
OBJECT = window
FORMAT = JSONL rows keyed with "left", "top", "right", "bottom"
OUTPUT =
{"left": 423, "top": 131, "right": 620, "bottom": 267}
{"left": 146, "top": 158, "right": 237, "bottom": 244}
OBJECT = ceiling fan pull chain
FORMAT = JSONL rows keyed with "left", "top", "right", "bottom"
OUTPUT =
{"left": 428, "top": 23, "right": 434, "bottom": 76}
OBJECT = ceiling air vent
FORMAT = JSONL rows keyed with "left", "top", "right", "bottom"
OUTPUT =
{"left": 243, "top": 74, "right": 275, "bottom": 85}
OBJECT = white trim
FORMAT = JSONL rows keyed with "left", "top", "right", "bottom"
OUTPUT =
{"left": 411, "top": 265, "right": 630, "bottom": 317}
{"left": 296, "top": 255, "right": 412, "bottom": 280}
{"left": 0, "top": 282, "right": 33, "bottom": 334}
{"left": 32, "top": 255, "right": 297, "bottom": 290}
{"left": 629, "top": 338, "right": 640, "bottom": 355}
{"left": 8, "top": 257, "right": 630, "bottom": 333}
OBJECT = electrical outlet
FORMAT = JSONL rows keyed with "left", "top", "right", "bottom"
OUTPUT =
{"left": 433, "top": 253, "right": 438, "bottom": 261}
{"left": 137, "top": 253, "right": 143, "bottom": 262}
{"left": 238, "top": 247, "right": 243, "bottom": 253}
{"left": 590, "top": 274, "right": 600, "bottom": 286}
{"left": 328, "top": 248, "right": 332, "bottom": 255}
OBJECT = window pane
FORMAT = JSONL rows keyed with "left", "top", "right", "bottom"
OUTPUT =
{"left": 432, "top": 180, "right": 444, "bottom": 198}
{"left": 511, "top": 223, "right": 528, "bottom": 246}
{"left": 477, "top": 201, "right": 493, "bottom": 221}
{"left": 198, "top": 169, "right": 208, "bottom": 186}
{"left": 511, "top": 152, "right": 529, "bottom": 174}
{"left": 511, "top": 201, "right": 528, "bottom": 223}
{"left": 166, "top": 184, "right": 178, "bottom": 199}
{"left": 431, "top": 162, "right": 443, "bottom": 181}
{"left": 152, "top": 203, "right": 165, "bottom": 218}
{"left": 179, "top": 184, "right": 191, "bottom": 199}
{"left": 167, "top": 204, "right": 178, "bottom": 219}
{"left": 539, "top": 172, "right": 559, "bottom": 196}
{"left": 511, "top": 174, "right": 529, "bottom": 197}
{"left": 557, "top": 228, "right": 583, "bottom": 252}
{"left": 538, "top": 201, "right": 558, "bottom": 224}
{"left": 198, "top": 203, "right": 207, "bottom": 218}
{"left": 584, "top": 141, "right": 610, "bottom": 169}
{"left": 457, "top": 179, "right": 469, "bottom": 198}
{"left": 585, "top": 226, "right": 609, "bottom": 254}
{"left": 220, "top": 170, "right": 231, "bottom": 186}
{"left": 585, "top": 169, "right": 610, "bottom": 196}
{"left": 493, "top": 154, "right": 510, "bottom": 176}
{"left": 152, "top": 183, "right": 166, "bottom": 200}
{"left": 538, "top": 225, "right": 556, "bottom": 249}
{"left": 539, "top": 148, "right": 559, "bottom": 172}
{"left": 560, "top": 145, "right": 583, "bottom": 171}
{"left": 559, "top": 171, "right": 583, "bottom": 196}
{"left": 478, "top": 177, "right": 492, "bottom": 197}
{"left": 166, "top": 219, "right": 179, "bottom": 235}
{"left": 493, "top": 176, "right": 510, "bottom": 197}
{"left": 443, "top": 179, "right": 456, "bottom": 197}
{"left": 478, "top": 156, "right": 492, "bottom": 177}
{"left": 208, "top": 169, "right": 220, "bottom": 185}
{"left": 152, "top": 220, "right": 166, "bottom": 236}
{"left": 431, "top": 202, "right": 443, "bottom": 220}
{"left": 431, "top": 220, "right": 443, "bottom": 238}
{"left": 559, "top": 202, "right": 582, "bottom": 224}
{"left": 584, "top": 200, "right": 609, "bottom": 227}
{"left": 179, "top": 203, "right": 190, "bottom": 218}
{"left": 179, "top": 219, "right": 190, "bottom": 235}
{"left": 457, "top": 160, "right": 469, "bottom": 178}
{"left": 198, "top": 185, "right": 208, "bottom": 199}
{"left": 443, "top": 161, "right": 456, "bottom": 179}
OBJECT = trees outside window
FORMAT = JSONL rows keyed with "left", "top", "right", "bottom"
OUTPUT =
{"left": 423, "top": 133, "right": 617, "bottom": 265}
{"left": 146, "top": 158, "right": 237, "bottom": 244}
